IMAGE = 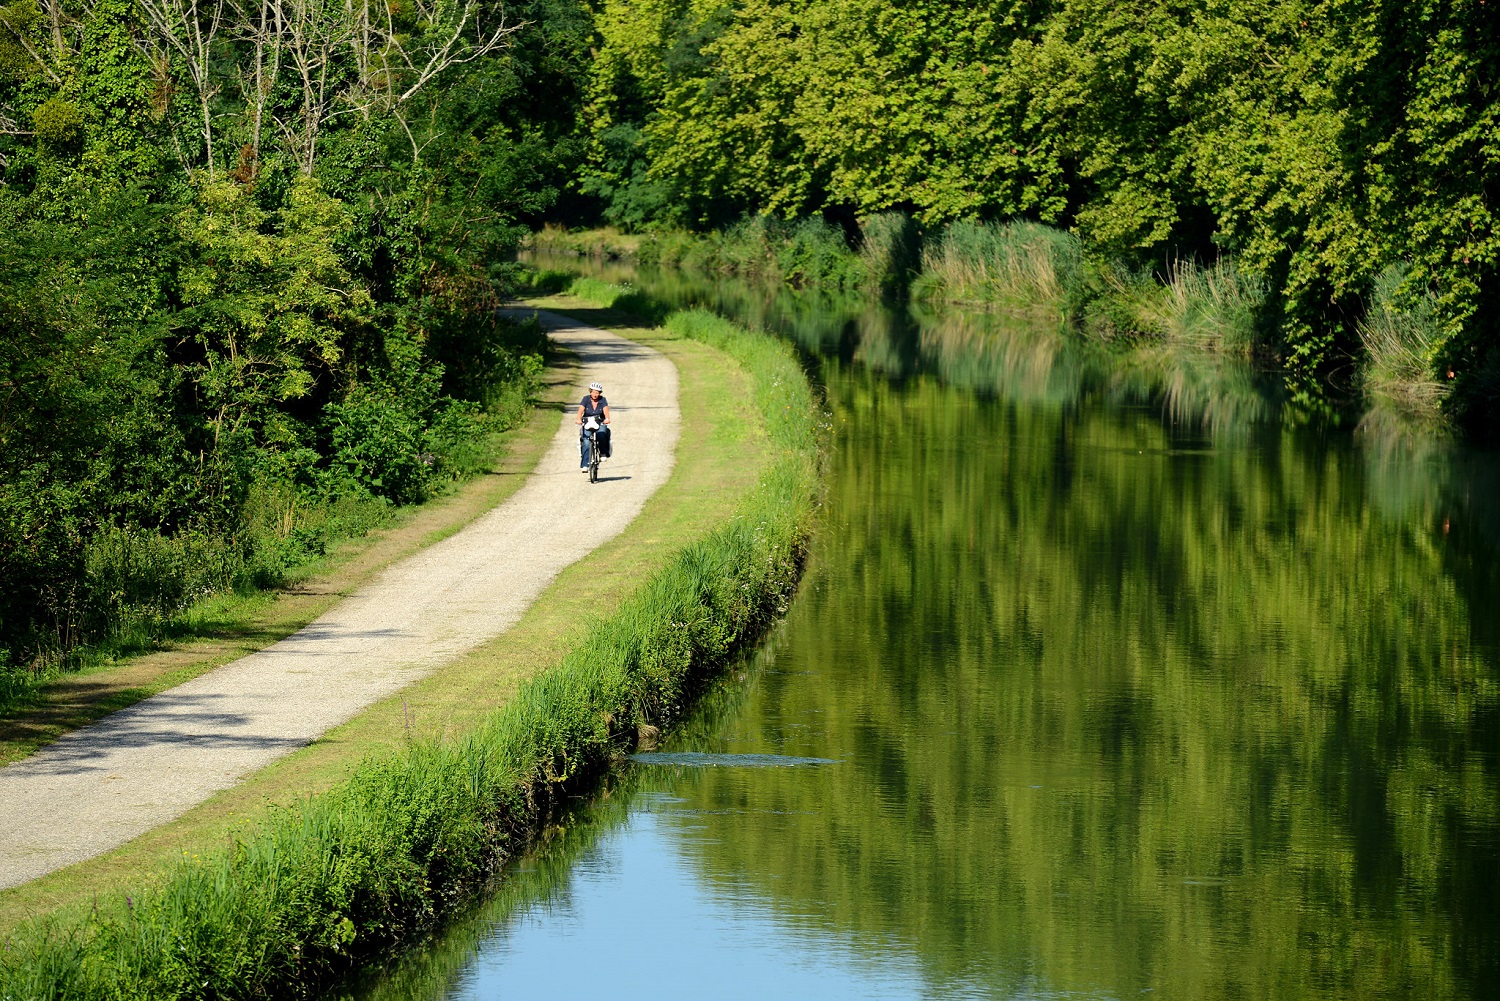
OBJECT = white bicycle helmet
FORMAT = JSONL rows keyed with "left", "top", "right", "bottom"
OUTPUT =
{"left": 589, "top": 382, "right": 603, "bottom": 391}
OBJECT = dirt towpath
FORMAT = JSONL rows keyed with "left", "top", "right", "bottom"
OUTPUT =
{"left": 0, "top": 312, "right": 678, "bottom": 890}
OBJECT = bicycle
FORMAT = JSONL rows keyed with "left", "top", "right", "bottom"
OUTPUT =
{"left": 581, "top": 415, "right": 606, "bottom": 483}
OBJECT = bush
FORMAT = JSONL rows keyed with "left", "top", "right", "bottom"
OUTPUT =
{"left": 31, "top": 97, "right": 84, "bottom": 149}
{"left": 83, "top": 528, "right": 244, "bottom": 626}
{"left": 326, "top": 390, "right": 432, "bottom": 506}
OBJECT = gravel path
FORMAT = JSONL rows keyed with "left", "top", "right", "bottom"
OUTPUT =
{"left": 0, "top": 312, "right": 678, "bottom": 890}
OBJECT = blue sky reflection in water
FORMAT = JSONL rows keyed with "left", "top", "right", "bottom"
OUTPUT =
{"left": 352, "top": 257, "right": 1500, "bottom": 1001}
{"left": 443, "top": 801, "right": 1008, "bottom": 1001}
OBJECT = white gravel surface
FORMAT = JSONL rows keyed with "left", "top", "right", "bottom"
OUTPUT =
{"left": 0, "top": 311, "right": 678, "bottom": 890}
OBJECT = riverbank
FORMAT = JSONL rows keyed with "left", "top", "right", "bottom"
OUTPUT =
{"left": 0, "top": 304, "right": 822, "bottom": 999}
{"left": 527, "top": 223, "right": 1461, "bottom": 437}
{"left": 0, "top": 316, "right": 679, "bottom": 890}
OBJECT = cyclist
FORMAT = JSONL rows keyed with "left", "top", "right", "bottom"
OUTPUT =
{"left": 576, "top": 381, "right": 611, "bottom": 471}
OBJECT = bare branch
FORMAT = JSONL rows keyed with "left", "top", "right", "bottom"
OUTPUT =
{"left": 0, "top": 109, "right": 33, "bottom": 136}
{"left": 142, "top": 0, "right": 525, "bottom": 175}
{"left": 0, "top": 9, "right": 63, "bottom": 84}
{"left": 138, "top": 0, "right": 228, "bottom": 178}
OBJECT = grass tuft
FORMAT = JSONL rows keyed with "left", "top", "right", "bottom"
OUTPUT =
{"left": 1093, "top": 258, "right": 1268, "bottom": 354}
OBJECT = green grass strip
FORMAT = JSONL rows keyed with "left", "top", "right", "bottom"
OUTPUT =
{"left": 0, "top": 306, "right": 821, "bottom": 1000}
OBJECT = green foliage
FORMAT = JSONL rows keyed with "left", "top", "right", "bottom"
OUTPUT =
{"left": 326, "top": 390, "right": 433, "bottom": 506}
{"left": 0, "top": 0, "right": 587, "bottom": 693}
{"left": 30, "top": 97, "right": 81, "bottom": 148}
{"left": 580, "top": 0, "right": 1500, "bottom": 420}
{"left": 637, "top": 216, "right": 868, "bottom": 289}
{"left": 0, "top": 307, "right": 821, "bottom": 1001}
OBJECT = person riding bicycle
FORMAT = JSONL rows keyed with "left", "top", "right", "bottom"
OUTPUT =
{"left": 576, "top": 381, "right": 611, "bottom": 471}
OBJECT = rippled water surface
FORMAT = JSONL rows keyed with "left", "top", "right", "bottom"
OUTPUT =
{"left": 350, "top": 260, "right": 1500, "bottom": 1001}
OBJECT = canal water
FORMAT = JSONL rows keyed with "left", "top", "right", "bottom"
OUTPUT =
{"left": 349, "top": 261, "right": 1500, "bottom": 1001}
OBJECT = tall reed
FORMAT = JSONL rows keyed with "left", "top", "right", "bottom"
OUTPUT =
{"left": 912, "top": 220, "right": 1089, "bottom": 324}
{"left": 1102, "top": 258, "right": 1267, "bottom": 355}
{"left": 857, "top": 212, "right": 921, "bottom": 293}
{"left": 1358, "top": 263, "right": 1450, "bottom": 426}
{"left": 0, "top": 307, "right": 822, "bottom": 1001}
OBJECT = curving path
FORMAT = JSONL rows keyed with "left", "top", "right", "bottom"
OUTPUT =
{"left": 0, "top": 311, "right": 678, "bottom": 890}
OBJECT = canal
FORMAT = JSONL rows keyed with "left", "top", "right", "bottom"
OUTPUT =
{"left": 348, "top": 260, "right": 1500, "bottom": 1001}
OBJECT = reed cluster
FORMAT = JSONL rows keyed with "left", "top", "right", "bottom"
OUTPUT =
{"left": 0, "top": 306, "right": 820, "bottom": 1000}
{"left": 911, "top": 220, "right": 1091, "bottom": 324}
{"left": 1358, "top": 264, "right": 1451, "bottom": 428}
{"left": 1090, "top": 258, "right": 1268, "bottom": 355}
{"left": 639, "top": 217, "right": 867, "bottom": 289}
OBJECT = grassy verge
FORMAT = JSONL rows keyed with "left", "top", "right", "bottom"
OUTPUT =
{"left": 0, "top": 297, "right": 822, "bottom": 999}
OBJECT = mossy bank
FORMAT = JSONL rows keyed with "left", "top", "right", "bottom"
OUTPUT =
{"left": 0, "top": 303, "right": 822, "bottom": 1000}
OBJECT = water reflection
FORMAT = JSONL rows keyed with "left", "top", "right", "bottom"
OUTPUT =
{"left": 684, "top": 363, "right": 1500, "bottom": 999}
{"left": 353, "top": 258, "right": 1500, "bottom": 1000}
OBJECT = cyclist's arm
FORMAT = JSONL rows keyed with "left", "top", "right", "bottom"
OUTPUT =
{"left": 576, "top": 403, "right": 585, "bottom": 425}
{"left": 602, "top": 404, "right": 611, "bottom": 424}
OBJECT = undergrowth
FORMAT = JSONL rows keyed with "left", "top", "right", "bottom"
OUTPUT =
{"left": 0, "top": 317, "right": 548, "bottom": 716}
{"left": 0, "top": 305, "right": 822, "bottom": 1000}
